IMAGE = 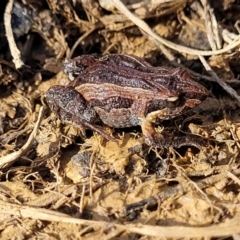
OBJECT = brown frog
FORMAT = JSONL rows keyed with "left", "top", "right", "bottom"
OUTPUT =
{"left": 45, "top": 54, "right": 208, "bottom": 147}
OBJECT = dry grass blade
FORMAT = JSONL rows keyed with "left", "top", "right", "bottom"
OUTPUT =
{"left": 200, "top": 0, "right": 221, "bottom": 50}
{"left": 111, "top": 0, "right": 240, "bottom": 56}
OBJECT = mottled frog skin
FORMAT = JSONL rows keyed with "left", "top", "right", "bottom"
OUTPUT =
{"left": 45, "top": 54, "right": 208, "bottom": 146}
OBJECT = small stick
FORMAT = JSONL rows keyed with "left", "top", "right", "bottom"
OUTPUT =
{"left": 0, "top": 106, "right": 45, "bottom": 169}
{"left": 1, "top": 194, "right": 240, "bottom": 237}
{"left": 4, "top": 0, "right": 24, "bottom": 69}
{"left": 199, "top": 55, "right": 240, "bottom": 104}
{"left": 67, "top": 27, "right": 96, "bottom": 59}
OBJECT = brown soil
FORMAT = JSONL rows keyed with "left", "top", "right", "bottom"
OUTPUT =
{"left": 0, "top": 0, "right": 240, "bottom": 239}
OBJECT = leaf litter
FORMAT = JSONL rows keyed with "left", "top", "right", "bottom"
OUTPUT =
{"left": 0, "top": 0, "right": 240, "bottom": 239}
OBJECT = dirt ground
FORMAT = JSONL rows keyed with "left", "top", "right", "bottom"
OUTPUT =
{"left": 1, "top": 0, "right": 240, "bottom": 239}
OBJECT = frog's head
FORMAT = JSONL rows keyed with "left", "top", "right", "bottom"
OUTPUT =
{"left": 64, "top": 54, "right": 100, "bottom": 81}
{"left": 172, "top": 68, "right": 209, "bottom": 108}
{"left": 45, "top": 85, "right": 79, "bottom": 114}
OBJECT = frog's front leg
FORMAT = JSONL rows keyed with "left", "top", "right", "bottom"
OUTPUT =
{"left": 45, "top": 85, "right": 116, "bottom": 142}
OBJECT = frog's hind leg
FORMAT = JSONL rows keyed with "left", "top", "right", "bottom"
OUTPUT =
{"left": 142, "top": 107, "right": 204, "bottom": 148}
{"left": 141, "top": 118, "right": 165, "bottom": 146}
{"left": 141, "top": 118, "right": 177, "bottom": 148}
{"left": 141, "top": 108, "right": 181, "bottom": 147}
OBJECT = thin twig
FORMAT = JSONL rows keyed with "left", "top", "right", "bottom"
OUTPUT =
{"left": 199, "top": 55, "right": 240, "bottom": 104}
{"left": 1, "top": 199, "right": 240, "bottom": 237}
{"left": 4, "top": 0, "right": 24, "bottom": 69}
{"left": 79, "top": 183, "right": 86, "bottom": 215}
{"left": 110, "top": 0, "right": 240, "bottom": 56}
{"left": 67, "top": 27, "right": 96, "bottom": 58}
{"left": 0, "top": 106, "right": 45, "bottom": 169}
{"left": 226, "top": 171, "right": 240, "bottom": 186}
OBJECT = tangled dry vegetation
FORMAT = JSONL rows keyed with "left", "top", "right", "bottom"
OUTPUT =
{"left": 1, "top": 0, "right": 240, "bottom": 239}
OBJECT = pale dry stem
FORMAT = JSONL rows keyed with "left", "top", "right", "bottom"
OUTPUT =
{"left": 199, "top": 55, "right": 240, "bottom": 104}
{"left": 1, "top": 198, "right": 240, "bottom": 237}
{"left": 111, "top": 0, "right": 240, "bottom": 56}
{"left": 4, "top": 0, "right": 24, "bottom": 69}
{"left": 200, "top": 0, "right": 222, "bottom": 50}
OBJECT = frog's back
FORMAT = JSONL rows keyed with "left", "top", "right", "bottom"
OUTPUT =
{"left": 73, "top": 61, "right": 174, "bottom": 93}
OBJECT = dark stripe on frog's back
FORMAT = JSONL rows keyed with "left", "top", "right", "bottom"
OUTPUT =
{"left": 73, "top": 62, "right": 172, "bottom": 93}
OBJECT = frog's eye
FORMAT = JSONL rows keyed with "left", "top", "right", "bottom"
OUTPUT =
{"left": 167, "top": 96, "right": 178, "bottom": 102}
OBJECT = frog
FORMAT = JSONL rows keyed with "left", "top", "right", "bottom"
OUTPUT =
{"left": 45, "top": 54, "right": 208, "bottom": 147}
